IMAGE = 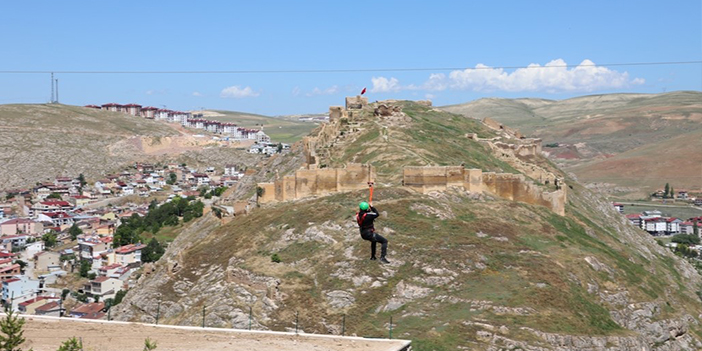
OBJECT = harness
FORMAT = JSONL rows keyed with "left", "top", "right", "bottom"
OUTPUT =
{"left": 356, "top": 211, "right": 374, "bottom": 231}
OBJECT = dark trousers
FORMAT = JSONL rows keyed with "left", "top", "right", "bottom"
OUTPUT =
{"left": 361, "top": 229, "right": 388, "bottom": 258}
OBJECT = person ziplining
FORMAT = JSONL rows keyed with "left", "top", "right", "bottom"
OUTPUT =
{"left": 356, "top": 181, "right": 390, "bottom": 264}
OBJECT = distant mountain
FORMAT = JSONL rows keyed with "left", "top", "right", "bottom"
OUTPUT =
{"left": 442, "top": 91, "right": 702, "bottom": 197}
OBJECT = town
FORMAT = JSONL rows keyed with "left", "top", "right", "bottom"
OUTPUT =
{"left": 85, "top": 103, "right": 290, "bottom": 155}
{"left": 0, "top": 157, "right": 253, "bottom": 319}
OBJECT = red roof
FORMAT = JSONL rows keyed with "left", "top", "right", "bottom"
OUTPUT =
{"left": 99, "top": 263, "right": 123, "bottom": 271}
{"left": 39, "top": 201, "right": 71, "bottom": 207}
{"left": 35, "top": 301, "right": 60, "bottom": 312}
{"left": 114, "top": 244, "right": 146, "bottom": 254}
{"left": 612, "top": 202, "right": 623, "bottom": 206}
{"left": 625, "top": 214, "right": 640, "bottom": 219}
{"left": 19, "top": 296, "right": 58, "bottom": 307}
{"left": 3, "top": 277, "right": 20, "bottom": 283}
{"left": 71, "top": 195, "right": 90, "bottom": 199}
{"left": 91, "top": 276, "right": 110, "bottom": 283}
{"left": 44, "top": 212, "right": 72, "bottom": 219}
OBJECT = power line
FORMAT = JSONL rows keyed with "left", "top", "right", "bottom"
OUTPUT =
{"left": 0, "top": 60, "right": 700, "bottom": 74}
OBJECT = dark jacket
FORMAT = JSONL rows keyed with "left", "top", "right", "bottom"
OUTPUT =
{"left": 356, "top": 206, "right": 379, "bottom": 232}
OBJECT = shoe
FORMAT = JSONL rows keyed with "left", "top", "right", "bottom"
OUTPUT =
{"left": 370, "top": 257, "right": 377, "bottom": 261}
{"left": 379, "top": 257, "right": 390, "bottom": 264}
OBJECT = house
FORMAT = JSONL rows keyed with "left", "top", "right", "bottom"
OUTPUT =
{"left": 18, "top": 296, "right": 60, "bottom": 314}
{"left": 39, "top": 212, "right": 74, "bottom": 227}
{"left": 642, "top": 210, "right": 662, "bottom": 218}
{"left": 70, "top": 302, "right": 105, "bottom": 319}
{"left": 666, "top": 218, "right": 682, "bottom": 234}
{"left": 2, "top": 276, "right": 39, "bottom": 308}
{"left": 35, "top": 300, "right": 62, "bottom": 316}
{"left": 192, "top": 173, "right": 211, "bottom": 186}
{"left": 643, "top": 217, "right": 668, "bottom": 235}
{"left": 625, "top": 214, "right": 642, "bottom": 228}
{"left": 34, "top": 251, "right": 61, "bottom": 272}
{"left": 0, "top": 218, "right": 43, "bottom": 236}
{"left": 612, "top": 203, "right": 624, "bottom": 214}
{"left": 0, "top": 235, "right": 28, "bottom": 252}
{"left": 78, "top": 236, "right": 111, "bottom": 262}
{"left": 224, "top": 164, "right": 237, "bottom": 176}
{"left": 85, "top": 276, "right": 123, "bottom": 300}
{"left": 0, "top": 264, "right": 22, "bottom": 281}
{"left": 106, "top": 244, "right": 146, "bottom": 266}
{"left": 30, "top": 200, "right": 73, "bottom": 217}
{"left": 70, "top": 195, "right": 92, "bottom": 208}
{"left": 255, "top": 130, "right": 270, "bottom": 143}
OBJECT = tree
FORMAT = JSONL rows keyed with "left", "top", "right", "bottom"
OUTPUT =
{"left": 694, "top": 219, "right": 700, "bottom": 237}
{"left": 672, "top": 234, "right": 700, "bottom": 246}
{"left": 277, "top": 143, "right": 283, "bottom": 153}
{"left": 42, "top": 232, "right": 57, "bottom": 248}
{"left": 113, "top": 290, "right": 127, "bottom": 306}
{"left": 68, "top": 224, "right": 82, "bottom": 241}
{"left": 167, "top": 172, "right": 177, "bottom": 185}
{"left": 57, "top": 337, "right": 82, "bottom": 351}
{"left": 78, "top": 174, "right": 87, "bottom": 187}
{"left": 79, "top": 260, "right": 90, "bottom": 278}
{"left": 141, "top": 238, "right": 165, "bottom": 263}
{"left": 664, "top": 183, "right": 670, "bottom": 198}
{"left": 670, "top": 186, "right": 675, "bottom": 199}
{"left": 46, "top": 192, "right": 62, "bottom": 199}
{"left": 0, "top": 310, "right": 29, "bottom": 351}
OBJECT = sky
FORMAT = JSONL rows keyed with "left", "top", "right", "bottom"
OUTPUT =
{"left": 0, "top": 0, "right": 700, "bottom": 115}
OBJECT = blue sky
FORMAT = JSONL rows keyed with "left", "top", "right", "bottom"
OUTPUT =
{"left": 0, "top": 0, "right": 700, "bottom": 115}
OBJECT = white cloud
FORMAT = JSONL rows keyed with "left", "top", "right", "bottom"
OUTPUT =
{"left": 447, "top": 59, "right": 644, "bottom": 93}
{"left": 220, "top": 85, "right": 260, "bottom": 98}
{"left": 370, "top": 77, "right": 401, "bottom": 93}
{"left": 145, "top": 89, "right": 167, "bottom": 95}
{"left": 370, "top": 59, "right": 645, "bottom": 94}
{"left": 306, "top": 85, "right": 339, "bottom": 97}
{"left": 192, "top": 91, "right": 203, "bottom": 97}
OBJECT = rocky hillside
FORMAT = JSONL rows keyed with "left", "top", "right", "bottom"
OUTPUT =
{"left": 115, "top": 101, "right": 702, "bottom": 351}
{"left": 441, "top": 91, "right": 702, "bottom": 196}
{"left": 0, "top": 104, "right": 261, "bottom": 190}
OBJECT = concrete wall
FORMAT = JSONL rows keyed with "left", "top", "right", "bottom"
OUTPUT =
{"left": 258, "top": 164, "right": 375, "bottom": 204}
{"left": 329, "top": 106, "right": 343, "bottom": 122}
{"left": 403, "top": 166, "right": 565, "bottom": 215}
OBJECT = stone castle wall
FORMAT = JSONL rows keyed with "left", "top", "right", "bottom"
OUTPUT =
{"left": 402, "top": 166, "right": 566, "bottom": 215}
{"left": 258, "top": 164, "right": 375, "bottom": 204}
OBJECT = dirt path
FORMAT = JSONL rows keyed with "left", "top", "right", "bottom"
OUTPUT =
{"left": 19, "top": 315, "right": 410, "bottom": 351}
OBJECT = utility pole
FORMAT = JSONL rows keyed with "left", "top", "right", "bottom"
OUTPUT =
{"left": 55, "top": 78, "right": 59, "bottom": 103}
{"left": 50, "top": 72, "right": 55, "bottom": 103}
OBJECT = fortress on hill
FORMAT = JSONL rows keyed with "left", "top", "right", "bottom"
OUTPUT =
{"left": 258, "top": 96, "right": 566, "bottom": 215}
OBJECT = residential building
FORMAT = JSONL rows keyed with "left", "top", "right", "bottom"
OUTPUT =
{"left": 85, "top": 276, "right": 123, "bottom": 300}
{"left": 78, "top": 236, "right": 111, "bottom": 262}
{"left": 0, "top": 218, "right": 43, "bottom": 236}
{"left": 70, "top": 302, "right": 105, "bottom": 319}
{"left": 0, "top": 265, "right": 21, "bottom": 281}
{"left": 612, "top": 203, "right": 624, "bottom": 213}
{"left": 18, "top": 296, "right": 60, "bottom": 314}
{"left": 34, "top": 251, "right": 61, "bottom": 272}
{"left": 625, "top": 214, "right": 642, "bottom": 228}
{"left": 35, "top": 300, "right": 62, "bottom": 316}
{"left": 643, "top": 217, "right": 667, "bottom": 235}
{"left": 0, "top": 235, "right": 28, "bottom": 252}
{"left": 106, "top": 244, "right": 146, "bottom": 266}
{"left": 2, "top": 276, "right": 39, "bottom": 308}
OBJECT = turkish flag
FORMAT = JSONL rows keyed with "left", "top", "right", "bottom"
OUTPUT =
{"left": 360, "top": 87, "right": 367, "bottom": 95}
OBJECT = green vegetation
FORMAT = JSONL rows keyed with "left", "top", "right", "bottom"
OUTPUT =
{"left": 42, "top": 232, "right": 57, "bottom": 248}
{"left": 0, "top": 310, "right": 30, "bottom": 351}
{"left": 672, "top": 234, "right": 700, "bottom": 246}
{"left": 68, "top": 224, "right": 82, "bottom": 241}
{"left": 270, "top": 253, "right": 281, "bottom": 263}
{"left": 57, "top": 337, "right": 82, "bottom": 351}
{"left": 113, "top": 197, "right": 204, "bottom": 247}
{"left": 141, "top": 238, "right": 165, "bottom": 263}
{"left": 46, "top": 193, "right": 61, "bottom": 199}
{"left": 79, "top": 260, "right": 90, "bottom": 278}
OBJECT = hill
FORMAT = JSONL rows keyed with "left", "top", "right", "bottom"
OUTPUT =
{"left": 114, "top": 100, "right": 702, "bottom": 350}
{"left": 0, "top": 104, "right": 261, "bottom": 191}
{"left": 197, "top": 110, "right": 316, "bottom": 144}
{"left": 441, "top": 91, "right": 702, "bottom": 197}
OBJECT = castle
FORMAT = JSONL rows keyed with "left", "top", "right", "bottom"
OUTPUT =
{"left": 258, "top": 97, "right": 567, "bottom": 216}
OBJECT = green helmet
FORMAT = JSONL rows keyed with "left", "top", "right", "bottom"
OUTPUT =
{"left": 359, "top": 202, "right": 370, "bottom": 211}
